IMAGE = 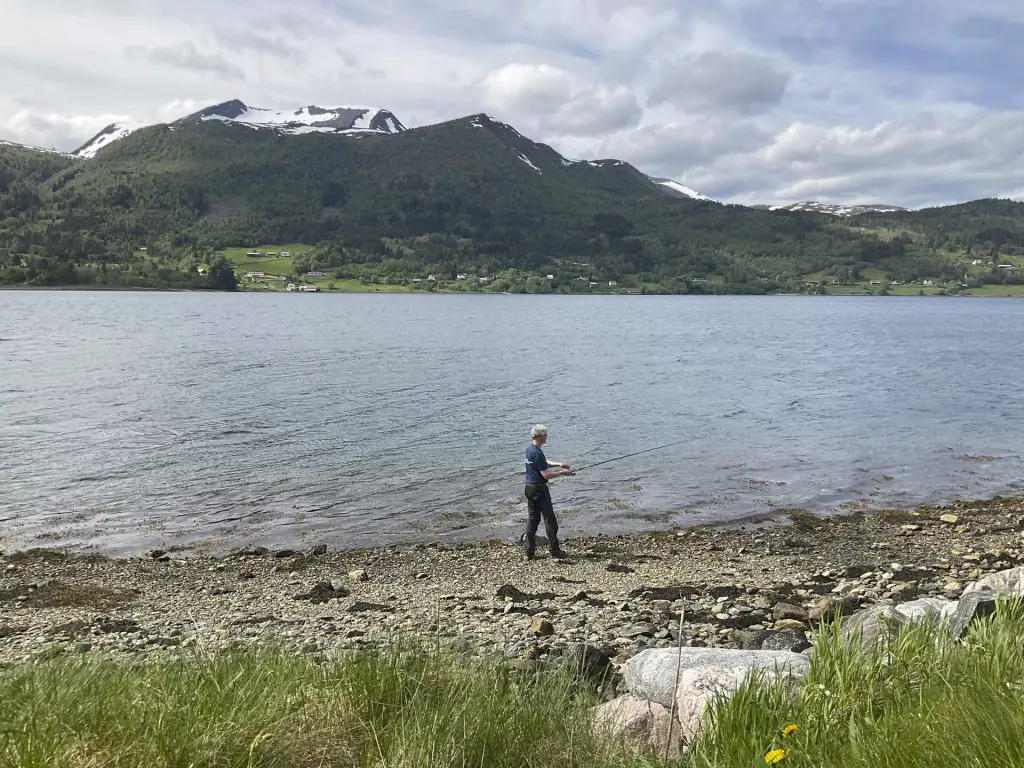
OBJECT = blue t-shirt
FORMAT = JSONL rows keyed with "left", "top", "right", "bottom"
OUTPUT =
{"left": 525, "top": 444, "right": 549, "bottom": 484}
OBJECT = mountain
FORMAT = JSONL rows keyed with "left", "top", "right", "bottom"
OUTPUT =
{"left": 1, "top": 100, "right": 1022, "bottom": 294}
{"left": 72, "top": 99, "right": 407, "bottom": 158}
{"left": 0, "top": 138, "right": 67, "bottom": 156}
{"left": 754, "top": 201, "right": 908, "bottom": 217}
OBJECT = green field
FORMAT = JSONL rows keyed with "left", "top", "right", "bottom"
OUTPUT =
{"left": 221, "top": 244, "right": 311, "bottom": 278}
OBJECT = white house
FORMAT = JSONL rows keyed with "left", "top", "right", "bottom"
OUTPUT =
{"left": 305, "top": 271, "right": 324, "bottom": 278}
{"left": 546, "top": 274, "right": 554, "bottom": 280}
{"left": 608, "top": 280, "right": 617, "bottom": 287}
{"left": 478, "top": 277, "right": 489, "bottom": 284}
{"left": 456, "top": 273, "right": 467, "bottom": 281}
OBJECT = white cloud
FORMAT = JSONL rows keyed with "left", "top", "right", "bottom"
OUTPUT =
{"left": 479, "top": 63, "right": 641, "bottom": 137}
{"left": 1, "top": 0, "right": 1023, "bottom": 206}
{"left": 0, "top": 111, "right": 130, "bottom": 152}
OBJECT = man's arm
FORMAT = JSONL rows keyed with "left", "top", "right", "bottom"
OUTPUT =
{"left": 541, "top": 465, "right": 576, "bottom": 479}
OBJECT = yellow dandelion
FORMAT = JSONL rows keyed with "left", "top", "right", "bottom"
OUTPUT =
{"left": 764, "top": 748, "right": 787, "bottom": 764}
{"left": 782, "top": 723, "right": 799, "bottom": 737}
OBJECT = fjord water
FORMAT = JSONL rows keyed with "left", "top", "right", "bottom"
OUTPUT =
{"left": 2, "top": 291, "right": 1022, "bottom": 556}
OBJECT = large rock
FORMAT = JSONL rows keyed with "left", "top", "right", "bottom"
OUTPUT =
{"left": 893, "top": 597, "right": 956, "bottom": 623}
{"left": 839, "top": 605, "right": 908, "bottom": 647}
{"left": 840, "top": 598, "right": 956, "bottom": 648}
{"left": 962, "top": 567, "right": 1024, "bottom": 599}
{"left": 592, "top": 696, "right": 682, "bottom": 758}
{"left": 675, "top": 659, "right": 807, "bottom": 744}
{"left": 620, "top": 648, "right": 810, "bottom": 709}
{"left": 946, "top": 589, "right": 998, "bottom": 641}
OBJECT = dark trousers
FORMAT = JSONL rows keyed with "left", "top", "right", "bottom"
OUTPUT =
{"left": 524, "top": 483, "right": 559, "bottom": 554}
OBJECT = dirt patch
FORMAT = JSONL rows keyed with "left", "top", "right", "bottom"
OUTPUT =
{"left": 0, "top": 580, "right": 136, "bottom": 609}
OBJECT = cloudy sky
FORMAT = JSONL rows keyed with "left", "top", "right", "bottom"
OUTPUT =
{"left": 3, "top": 0, "right": 1024, "bottom": 207}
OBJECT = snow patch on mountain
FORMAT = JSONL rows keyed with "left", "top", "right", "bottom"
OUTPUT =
{"left": 648, "top": 177, "right": 715, "bottom": 202}
{"left": 72, "top": 121, "right": 150, "bottom": 158}
{"left": 185, "top": 101, "right": 407, "bottom": 135}
{"left": 71, "top": 100, "right": 406, "bottom": 158}
{"left": 515, "top": 150, "right": 543, "bottom": 174}
{"left": 765, "top": 201, "right": 907, "bottom": 216}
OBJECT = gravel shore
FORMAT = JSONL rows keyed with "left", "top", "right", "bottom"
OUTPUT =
{"left": 3, "top": 496, "right": 1024, "bottom": 666}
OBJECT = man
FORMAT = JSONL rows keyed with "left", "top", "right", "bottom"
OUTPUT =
{"left": 523, "top": 424, "right": 576, "bottom": 560}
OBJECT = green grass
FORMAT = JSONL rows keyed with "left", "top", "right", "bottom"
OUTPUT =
{"left": 0, "top": 646, "right": 643, "bottom": 768}
{"left": 686, "top": 599, "right": 1024, "bottom": 767}
{"left": 5, "top": 605, "right": 1024, "bottom": 767}
{"left": 962, "top": 284, "right": 1024, "bottom": 297}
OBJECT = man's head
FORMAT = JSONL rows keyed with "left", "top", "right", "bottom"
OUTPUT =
{"left": 531, "top": 424, "right": 548, "bottom": 444}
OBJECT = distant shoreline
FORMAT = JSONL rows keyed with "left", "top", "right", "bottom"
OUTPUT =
{"left": 3, "top": 285, "right": 1024, "bottom": 298}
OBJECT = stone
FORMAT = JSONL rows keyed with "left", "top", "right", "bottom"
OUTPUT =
{"left": 619, "top": 624, "right": 657, "bottom": 639}
{"left": 565, "top": 643, "right": 613, "bottom": 679}
{"left": 732, "top": 630, "right": 771, "bottom": 650}
{"left": 606, "top": 564, "right": 635, "bottom": 574}
{"left": 962, "top": 566, "right": 1024, "bottom": 599}
{"left": 772, "top": 602, "right": 808, "bottom": 622}
{"left": 347, "top": 601, "right": 392, "bottom": 613}
{"left": 839, "top": 605, "right": 908, "bottom": 648}
{"left": 946, "top": 589, "right": 998, "bottom": 641}
{"left": 760, "top": 630, "right": 811, "bottom": 653}
{"left": 620, "top": 647, "right": 810, "bottom": 709}
{"left": 306, "top": 544, "right": 328, "bottom": 557}
{"left": 348, "top": 570, "right": 369, "bottom": 582}
{"left": 807, "top": 596, "right": 848, "bottom": 622}
{"left": 293, "top": 581, "right": 349, "bottom": 604}
{"left": 274, "top": 549, "right": 302, "bottom": 558}
{"left": 773, "top": 619, "right": 806, "bottom": 631}
{"left": 591, "top": 696, "right": 682, "bottom": 758}
{"left": 674, "top": 654, "right": 810, "bottom": 743}
{"left": 940, "top": 514, "right": 959, "bottom": 524}
{"left": 496, "top": 584, "right": 530, "bottom": 602}
{"left": 893, "top": 597, "right": 956, "bottom": 623}
{"left": 629, "top": 584, "right": 699, "bottom": 601}
{"left": 530, "top": 617, "right": 555, "bottom": 637}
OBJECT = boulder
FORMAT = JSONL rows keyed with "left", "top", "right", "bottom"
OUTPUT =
{"left": 620, "top": 648, "right": 810, "bottom": 709}
{"left": 839, "top": 605, "right": 907, "bottom": 648}
{"left": 893, "top": 597, "right": 956, "bottom": 623}
{"left": 962, "top": 566, "right": 1024, "bottom": 599}
{"left": 946, "top": 589, "right": 998, "bottom": 641}
{"left": 675, "top": 659, "right": 807, "bottom": 744}
{"left": 592, "top": 696, "right": 682, "bottom": 758}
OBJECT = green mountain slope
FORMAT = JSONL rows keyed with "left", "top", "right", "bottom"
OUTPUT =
{"left": 1, "top": 114, "right": 1022, "bottom": 293}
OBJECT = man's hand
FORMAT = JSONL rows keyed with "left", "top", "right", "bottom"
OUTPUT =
{"left": 564, "top": 468, "right": 577, "bottom": 476}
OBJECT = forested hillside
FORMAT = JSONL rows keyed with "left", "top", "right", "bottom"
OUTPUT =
{"left": 1, "top": 115, "right": 1022, "bottom": 294}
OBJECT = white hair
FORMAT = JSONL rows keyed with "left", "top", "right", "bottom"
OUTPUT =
{"left": 531, "top": 424, "right": 548, "bottom": 438}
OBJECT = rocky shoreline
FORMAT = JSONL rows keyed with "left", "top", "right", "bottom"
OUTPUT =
{"left": 3, "top": 496, "right": 1024, "bottom": 667}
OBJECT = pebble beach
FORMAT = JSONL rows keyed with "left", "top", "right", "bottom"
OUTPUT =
{"left": 3, "top": 496, "right": 1024, "bottom": 667}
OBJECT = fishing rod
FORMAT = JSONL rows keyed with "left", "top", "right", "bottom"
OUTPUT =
{"left": 573, "top": 438, "right": 690, "bottom": 472}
